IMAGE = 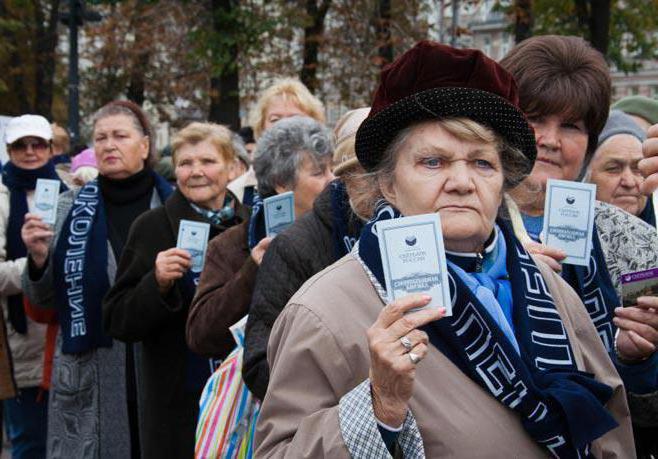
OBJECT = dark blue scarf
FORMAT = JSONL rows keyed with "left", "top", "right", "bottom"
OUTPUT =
{"left": 247, "top": 193, "right": 267, "bottom": 249}
{"left": 639, "top": 199, "right": 656, "bottom": 228}
{"left": 561, "top": 229, "right": 620, "bottom": 353}
{"left": 329, "top": 180, "right": 362, "bottom": 259}
{"left": 52, "top": 155, "right": 71, "bottom": 165}
{"left": 522, "top": 216, "right": 621, "bottom": 354}
{"left": 358, "top": 203, "right": 617, "bottom": 457}
{"left": 2, "top": 161, "right": 67, "bottom": 334}
{"left": 52, "top": 171, "right": 172, "bottom": 354}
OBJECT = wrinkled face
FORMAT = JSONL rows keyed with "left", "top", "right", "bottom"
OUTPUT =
{"left": 382, "top": 121, "right": 504, "bottom": 253}
{"left": 8, "top": 136, "right": 52, "bottom": 170}
{"left": 589, "top": 134, "right": 647, "bottom": 216}
{"left": 175, "top": 139, "right": 234, "bottom": 210}
{"left": 93, "top": 114, "right": 148, "bottom": 179}
{"left": 263, "top": 96, "right": 308, "bottom": 132}
{"left": 276, "top": 153, "right": 335, "bottom": 217}
{"left": 525, "top": 114, "right": 588, "bottom": 188}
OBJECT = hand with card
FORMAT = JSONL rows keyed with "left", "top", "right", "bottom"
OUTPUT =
{"left": 367, "top": 294, "right": 446, "bottom": 427}
{"left": 614, "top": 297, "right": 658, "bottom": 362}
{"left": 21, "top": 213, "right": 54, "bottom": 269}
{"left": 614, "top": 268, "right": 658, "bottom": 362}
{"left": 523, "top": 240, "right": 567, "bottom": 273}
{"left": 154, "top": 248, "right": 192, "bottom": 294}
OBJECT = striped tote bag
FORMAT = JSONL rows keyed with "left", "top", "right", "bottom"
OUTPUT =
{"left": 195, "top": 317, "right": 260, "bottom": 458}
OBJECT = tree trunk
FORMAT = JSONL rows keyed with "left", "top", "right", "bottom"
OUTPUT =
{"left": 0, "top": 2, "right": 32, "bottom": 114}
{"left": 376, "top": 0, "right": 393, "bottom": 67}
{"left": 207, "top": 0, "right": 240, "bottom": 129}
{"left": 587, "top": 0, "right": 610, "bottom": 56}
{"left": 574, "top": 0, "right": 589, "bottom": 30}
{"left": 300, "top": 0, "right": 331, "bottom": 93}
{"left": 33, "top": 0, "right": 60, "bottom": 118}
{"left": 514, "top": 0, "right": 533, "bottom": 43}
{"left": 126, "top": 5, "right": 149, "bottom": 106}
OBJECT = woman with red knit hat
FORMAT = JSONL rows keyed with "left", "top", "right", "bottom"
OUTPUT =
{"left": 254, "top": 41, "right": 633, "bottom": 458}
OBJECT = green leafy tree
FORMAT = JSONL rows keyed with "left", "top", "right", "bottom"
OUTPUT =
{"left": 499, "top": 0, "right": 658, "bottom": 72}
{"left": 0, "top": 0, "right": 62, "bottom": 117}
{"left": 187, "top": 0, "right": 277, "bottom": 127}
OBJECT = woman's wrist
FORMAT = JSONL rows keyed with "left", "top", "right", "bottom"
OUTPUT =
{"left": 30, "top": 253, "right": 47, "bottom": 270}
{"left": 371, "top": 384, "right": 407, "bottom": 427}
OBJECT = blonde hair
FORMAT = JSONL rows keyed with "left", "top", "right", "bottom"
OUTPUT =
{"left": 51, "top": 123, "right": 70, "bottom": 154}
{"left": 171, "top": 122, "right": 236, "bottom": 165}
{"left": 249, "top": 78, "right": 325, "bottom": 139}
{"left": 349, "top": 118, "right": 528, "bottom": 220}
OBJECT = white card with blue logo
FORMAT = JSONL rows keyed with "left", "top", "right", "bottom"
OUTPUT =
{"left": 264, "top": 191, "right": 295, "bottom": 237}
{"left": 376, "top": 213, "right": 451, "bottom": 315}
{"left": 177, "top": 220, "right": 210, "bottom": 273}
{"left": 542, "top": 179, "right": 596, "bottom": 266}
{"left": 34, "top": 179, "right": 60, "bottom": 224}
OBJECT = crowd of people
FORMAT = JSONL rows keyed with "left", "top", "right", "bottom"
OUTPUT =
{"left": 1, "top": 34, "right": 658, "bottom": 458}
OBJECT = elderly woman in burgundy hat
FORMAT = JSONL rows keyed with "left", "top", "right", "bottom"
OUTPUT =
{"left": 254, "top": 42, "right": 634, "bottom": 458}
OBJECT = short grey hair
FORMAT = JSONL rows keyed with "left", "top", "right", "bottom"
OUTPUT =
{"left": 253, "top": 116, "right": 333, "bottom": 197}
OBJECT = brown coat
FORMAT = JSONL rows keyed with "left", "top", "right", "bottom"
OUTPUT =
{"left": 256, "top": 255, "right": 635, "bottom": 458}
{"left": 186, "top": 221, "right": 258, "bottom": 358}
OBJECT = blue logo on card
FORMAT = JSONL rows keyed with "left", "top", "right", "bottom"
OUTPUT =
{"left": 405, "top": 235, "right": 417, "bottom": 246}
{"left": 566, "top": 195, "right": 576, "bottom": 205}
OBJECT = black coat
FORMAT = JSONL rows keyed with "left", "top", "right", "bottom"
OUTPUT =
{"left": 242, "top": 181, "right": 362, "bottom": 400}
{"left": 102, "top": 188, "right": 248, "bottom": 459}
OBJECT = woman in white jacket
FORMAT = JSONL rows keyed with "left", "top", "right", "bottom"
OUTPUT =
{"left": 0, "top": 114, "right": 67, "bottom": 459}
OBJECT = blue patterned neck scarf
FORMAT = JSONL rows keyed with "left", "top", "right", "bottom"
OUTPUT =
{"left": 357, "top": 202, "right": 617, "bottom": 457}
{"left": 189, "top": 194, "right": 235, "bottom": 226}
{"left": 560, "top": 230, "right": 619, "bottom": 353}
{"left": 521, "top": 213, "right": 620, "bottom": 353}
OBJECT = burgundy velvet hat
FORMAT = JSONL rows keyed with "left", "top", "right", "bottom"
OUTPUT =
{"left": 355, "top": 40, "right": 536, "bottom": 176}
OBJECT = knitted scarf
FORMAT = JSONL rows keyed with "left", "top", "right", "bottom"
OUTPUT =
{"left": 357, "top": 202, "right": 618, "bottom": 457}
{"left": 2, "top": 161, "right": 67, "bottom": 334}
{"left": 52, "top": 172, "right": 171, "bottom": 354}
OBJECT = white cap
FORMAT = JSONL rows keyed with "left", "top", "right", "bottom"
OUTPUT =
{"left": 5, "top": 115, "right": 53, "bottom": 145}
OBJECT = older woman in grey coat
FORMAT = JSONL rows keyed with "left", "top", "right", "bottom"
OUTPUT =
{"left": 21, "top": 100, "right": 172, "bottom": 459}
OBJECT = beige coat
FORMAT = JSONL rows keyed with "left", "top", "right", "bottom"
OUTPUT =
{"left": 227, "top": 167, "right": 257, "bottom": 204}
{"left": 256, "top": 255, "right": 635, "bottom": 458}
{"left": 0, "top": 181, "right": 47, "bottom": 389}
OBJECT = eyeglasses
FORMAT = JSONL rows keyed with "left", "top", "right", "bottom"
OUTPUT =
{"left": 9, "top": 140, "right": 50, "bottom": 153}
